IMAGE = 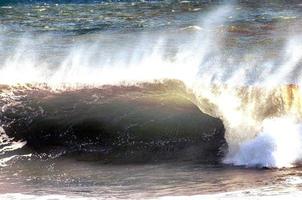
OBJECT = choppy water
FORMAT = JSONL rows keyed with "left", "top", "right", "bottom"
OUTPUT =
{"left": 2, "top": 0, "right": 302, "bottom": 199}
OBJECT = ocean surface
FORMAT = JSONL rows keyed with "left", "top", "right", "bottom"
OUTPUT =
{"left": 2, "top": 0, "right": 302, "bottom": 199}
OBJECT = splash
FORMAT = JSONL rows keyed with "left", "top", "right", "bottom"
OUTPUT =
{"left": 0, "top": 127, "right": 28, "bottom": 167}
{"left": 224, "top": 117, "right": 302, "bottom": 168}
{"left": 191, "top": 84, "right": 302, "bottom": 168}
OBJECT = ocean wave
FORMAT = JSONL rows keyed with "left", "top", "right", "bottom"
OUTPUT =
{"left": 0, "top": 80, "right": 226, "bottom": 165}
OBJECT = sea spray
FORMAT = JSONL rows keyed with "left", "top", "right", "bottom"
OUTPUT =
{"left": 224, "top": 117, "right": 302, "bottom": 168}
{"left": 192, "top": 84, "right": 302, "bottom": 168}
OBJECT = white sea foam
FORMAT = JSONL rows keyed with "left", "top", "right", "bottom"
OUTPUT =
{"left": 0, "top": 127, "right": 28, "bottom": 167}
{"left": 224, "top": 117, "right": 302, "bottom": 168}
{"left": 158, "top": 190, "right": 302, "bottom": 200}
{"left": 0, "top": 194, "right": 98, "bottom": 200}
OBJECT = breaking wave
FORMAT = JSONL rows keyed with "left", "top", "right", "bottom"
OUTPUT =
{"left": 2, "top": 3, "right": 302, "bottom": 168}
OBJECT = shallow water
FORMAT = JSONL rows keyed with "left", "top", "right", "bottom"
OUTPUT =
{"left": 2, "top": 159, "right": 302, "bottom": 199}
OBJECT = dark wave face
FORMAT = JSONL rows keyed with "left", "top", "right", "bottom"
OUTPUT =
{"left": 0, "top": 80, "right": 226, "bottom": 163}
